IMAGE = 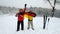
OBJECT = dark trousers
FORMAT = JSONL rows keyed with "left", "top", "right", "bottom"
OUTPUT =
{"left": 17, "top": 21, "right": 24, "bottom": 31}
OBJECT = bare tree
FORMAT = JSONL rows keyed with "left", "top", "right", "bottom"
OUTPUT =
{"left": 47, "top": 0, "right": 56, "bottom": 17}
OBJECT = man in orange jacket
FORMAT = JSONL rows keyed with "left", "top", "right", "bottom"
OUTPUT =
{"left": 23, "top": 7, "right": 36, "bottom": 30}
{"left": 27, "top": 7, "right": 36, "bottom": 30}
{"left": 16, "top": 4, "right": 27, "bottom": 31}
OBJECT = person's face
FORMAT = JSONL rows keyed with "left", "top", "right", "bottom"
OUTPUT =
{"left": 30, "top": 10, "right": 32, "bottom": 12}
{"left": 19, "top": 9, "right": 23, "bottom": 12}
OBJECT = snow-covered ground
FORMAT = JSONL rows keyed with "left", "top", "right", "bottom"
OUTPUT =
{"left": 0, "top": 14, "right": 60, "bottom": 34}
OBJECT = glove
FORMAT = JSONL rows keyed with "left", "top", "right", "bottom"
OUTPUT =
{"left": 25, "top": 4, "right": 27, "bottom": 7}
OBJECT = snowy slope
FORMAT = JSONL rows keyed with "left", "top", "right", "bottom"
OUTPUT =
{"left": 0, "top": 14, "right": 60, "bottom": 34}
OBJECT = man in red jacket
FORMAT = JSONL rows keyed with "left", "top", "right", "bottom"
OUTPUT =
{"left": 16, "top": 4, "right": 27, "bottom": 31}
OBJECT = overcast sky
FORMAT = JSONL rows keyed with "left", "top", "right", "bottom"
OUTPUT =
{"left": 0, "top": 0, "right": 60, "bottom": 9}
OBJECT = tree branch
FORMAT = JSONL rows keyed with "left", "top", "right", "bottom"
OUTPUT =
{"left": 47, "top": 0, "right": 53, "bottom": 7}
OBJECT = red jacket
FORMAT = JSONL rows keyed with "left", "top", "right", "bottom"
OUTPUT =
{"left": 16, "top": 13, "right": 24, "bottom": 21}
{"left": 16, "top": 8, "right": 26, "bottom": 21}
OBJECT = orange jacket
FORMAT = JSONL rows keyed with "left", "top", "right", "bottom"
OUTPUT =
{"left": 24, "top": 12, "right": 36, "bottom": 20}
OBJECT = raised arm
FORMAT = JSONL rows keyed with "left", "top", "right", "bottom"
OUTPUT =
{"left": 23, "top": 4, "right": 27, "bottom": 12}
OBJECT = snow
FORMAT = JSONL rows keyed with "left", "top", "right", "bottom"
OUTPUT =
{"left": 0, "top": 14, "right": 60, "bottom": 34}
